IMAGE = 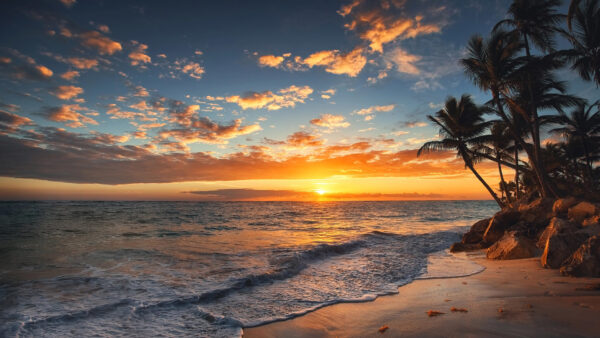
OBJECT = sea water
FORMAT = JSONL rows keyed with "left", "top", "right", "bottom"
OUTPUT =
{"left": 0, "top": 201, "right": 497, "bottom": 337}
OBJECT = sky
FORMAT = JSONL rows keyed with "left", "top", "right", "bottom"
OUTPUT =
{"left": 0, "top": 0, "right": 597, "bottom": 201}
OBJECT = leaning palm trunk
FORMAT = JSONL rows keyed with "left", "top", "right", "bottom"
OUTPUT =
{"left": 497, "top": 155, "right": 508, "bottom": 200}
{"left": 465, "top": 157, "right": 504, "bottom": 208}
{"left": 515, "top": 146, "right": 520, "bottom": 200}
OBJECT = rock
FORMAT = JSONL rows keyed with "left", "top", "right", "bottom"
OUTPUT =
{"left": 486, "top": 231, "right": 540, "bottom": 260}
{"left": 449, "top": 242, "right": 482, "bottom": 253}
{"left": 552, "top": 197, "right": 578, "bottom": 215}
{"left": 482, "top": 210, "right": 521, "bottom": 245}
{"left": 582, "top": 215, "right": 600, "bottom": 228}
{"left": 560, "top": 235, "right": 600, "bottom": 277}
{"left": 541, "top": 231, "right": 589, "bottom": 269}
{"left": 536, "top": 217, "right": 578, "bottom": 248}
{"left": 461, "top": 218, "right": 491, "bottom": 244}
{"left": 576, "top": 223, "right": 600, "bottom": 237}
{"left": 568, "top": 202, "right": 597, "bottom": 224}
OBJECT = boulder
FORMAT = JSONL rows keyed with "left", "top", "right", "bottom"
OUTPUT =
{"left": 482, "top": 210, "right": 521, "bottom": 245}
{"left": 540, "top": 231, "right": 589, "bottom": 269}
{"left": 568, "top": 201, "right": 597, "bottom": 224}
{"left": 461, "top": 218, "right": 491, "bottom": 244}
{"left": 552, "top": 197, "right": 578, "bottom": 215}
{"left": 486, "top": 231, "right": 539, "bottom": 260}
{"left": 575, "top": 223, "right": 600, "bottom": 237}
{"left": 560, "top": 235, "right": 600, "bottom": 277}
{"left": 449, "top": 242, "right": 482, "bottom": 253}
{"left": 536, "top": 217, "right": 578, "bottom": 248}
{"left": 582, "top": 215, "right": 600, "bottom": 228}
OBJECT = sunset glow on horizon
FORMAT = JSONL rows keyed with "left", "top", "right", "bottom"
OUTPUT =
{"left": 0, "top": 0, "right": 593, "bottom": 201}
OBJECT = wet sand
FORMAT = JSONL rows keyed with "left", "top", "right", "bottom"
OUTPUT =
{"left": 243, "top": 252, "right": 600, "bottom": 337}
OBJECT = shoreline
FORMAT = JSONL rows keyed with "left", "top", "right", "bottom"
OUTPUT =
{"left": 243, "top": 251, "right": 600, "bottom": 337}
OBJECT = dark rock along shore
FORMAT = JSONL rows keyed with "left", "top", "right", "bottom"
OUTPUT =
{"left": 450, "top": 197, "right": 600, "bottom": 277}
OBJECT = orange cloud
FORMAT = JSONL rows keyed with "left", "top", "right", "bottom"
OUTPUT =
{"left": 67, "top": 57, "right": 99, "bottom": 69}
{"left": 385, "top": 47, "right": 421, "bottom": 74}
{"left": 159, "top": 118, "right": 262, "bottom": 144}
{"left": 43, "top": 104, "right": 98, "bottom": 128}
{"left": 258, "top": 54, "right": 285, "bottom": 68}
{"left": 59, "top": 0, "right": 76, "bottom": 7}
{"left": 0, "top": 126, "right": 497, "bottom": 185}
{"left": 0, "top": 110, "right": 33, "bottom": 134}
{"left": 0, "top": 50, "right": 53, "bottom": 81}
{"left": 301, "top": 47, "right": 366, "bottom": 77}
{"left": 51, "top": 85, "right": 84, "bottom": 100}
{"left": 342, "top": 1, "right": 441, "bottom": 53}
{"left": 310, "top": 114, "right": 350, "bottom": 129}
{"left": 225, "top": 85, "right": 313, "bottom": 110}
{"left": 60, "top": 70, "right": 80, "bottom": 81}
{"left": 79, "top": 31, "right": 122, "bottom": 55}
{"left": 129, "top": 41, "right": 151, "bottom": 66}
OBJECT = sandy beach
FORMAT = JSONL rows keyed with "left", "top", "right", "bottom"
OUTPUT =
{"left": 243, "top": 251, "right": 600, "bottom": 337}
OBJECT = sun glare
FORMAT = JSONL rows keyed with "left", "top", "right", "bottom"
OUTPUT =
{"left": 315, "top": 189, "right": 326, "bottom": 195}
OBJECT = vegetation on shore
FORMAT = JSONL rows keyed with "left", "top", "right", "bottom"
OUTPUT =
{"left": 417, "top": 0, "right": 600, "bottom": 208}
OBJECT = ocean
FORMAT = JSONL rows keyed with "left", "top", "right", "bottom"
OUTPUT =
{"left": 0, "top": 201, "right": 497, "bottom": 337}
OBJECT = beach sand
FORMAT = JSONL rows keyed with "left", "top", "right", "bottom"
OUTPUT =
{"left": 243, "top": 252, "right": 600, "bottom": 337}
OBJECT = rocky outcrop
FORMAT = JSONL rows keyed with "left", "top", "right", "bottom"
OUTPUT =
{"left": 536, "top": 217, "right": 578, "bottom": 248}
{"left": 482, "top": 210, "right": 521, "bottom": 245}
{"left": 568, "top": 202, "right": 597, "bottom": 224}
{"left": 461, "top": 218, "right": 491, "bottom": 244}
{"left": 560, "top": 235, "right": 600, "bottom": 277}
{"left": 582, "top": 215, "right": 600, "bottom": 228}
{"left": 449, "top": 242, "right": 482, "bottom": 253}
{"left": 486, "top": 231, "right": 539, "bottom": 260}
{"left": 541, "top": 231, "right": 589, "bottom": 269}
{"left": 552, "top": 197, "right": 578, "bottom": 215}
{"left": 448, "top": 218, "right": 491, "bottom": 252}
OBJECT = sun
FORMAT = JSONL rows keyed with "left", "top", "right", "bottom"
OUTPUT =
{"left": 315, "top": 189, "right": 326, "bottom": 195}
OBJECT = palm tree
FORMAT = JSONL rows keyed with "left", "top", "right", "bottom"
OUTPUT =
{"left": 477, "top": 122, "right": 513, "bottom": 200}
{"left": 561, "top": 0, "right": 600, "bottom": 86}
{"left": 494, "top": 0, "right": 564, "bottom": 198}
{"left": 417, "top": 95, "right": 504, "bottom": 207}
{"left": 550, "top": 101, "right": 600, "bottom": 182}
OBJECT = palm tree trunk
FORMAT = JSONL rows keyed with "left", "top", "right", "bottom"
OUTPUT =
{"left": 582, "top": 138, "right": 594, "bottom": 183}
{"left": 497, "top": 152, "right": 507, "bottom": 201}
{"left": 492, "top": 92, "right": 548, "bottom": 197}
{"left": 515, "top": 146, "right": 520, "bottom": 200}
{"left": 523, "top": 34, "right": 557, "bottom": 199}
{"left": 462, "top": 151, "right": 504, "bottom": 208}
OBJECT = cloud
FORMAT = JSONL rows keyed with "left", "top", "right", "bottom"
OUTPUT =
{"left": 186, "top": 189, "right": 314, "bottom": 201}
{"left": 341, "top": 1, "right": 441, "bottom": 53}
{"left": 67, "top": 57, "right": 99, "bottom": 69}
{"left": 96, "top": 24, "right": 110, "bottom": 33}
{"left": 79, "top": 31, "right": 122, "bottom": 55}
{"left": 301, "top": 47, "right": 366, "bottom": 77}
{"left": 226, "top": 85, "right": 313, "bottom": 110}
{"left": 0, "top": 49, "right": 53, "bottom": 81}
{"left": 129, "top": 41, "right": 151, "bottom": 66}
{"left": 255, "top": 47, "right": 367, "bottom": 77}
{"left": 42, "top": 104, "right": 98, "bottom": 128}
{"left": 354, "top": 104, "right": 395, "bottom": 120}
{"left": 60, "top": 70, "right": 80, "bottom": 81}
{"left": 284, "top": 131, "right": 325, "bottom": 148}
{"left": 159, "top": 118, "right": 262, "bottom": 145}
{"left": 50, "top": 85, "right": 84, "bottom": 100}
{"left": 310, "top": 114, "right": 350, "bottom": 129}
{"left": 401, "top": 120, "right": 428, "bottom": 128}
{"left": 384, "top": 47, "right": 421, "bottom": 74}
{"left": 0, "top": 110, "right": 33, "bottom": 134}
{"left": 258, "top": 54, "right": 285, "bottom": 68}
{"left": 0, "top": 127, "right": 484, "bottom": 185}
{"left": 133, "top": 85, "right": 149, "bottom": 97}
{"left": 320, "top": 88, "right": 336, "bottom": 99}
{"left": 59, "top": 0, "right": 76, "bottom": 7}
